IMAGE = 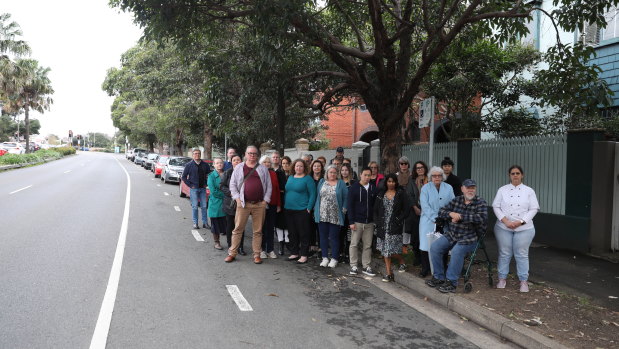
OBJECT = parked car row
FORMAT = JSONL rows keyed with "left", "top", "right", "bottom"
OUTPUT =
{"left": 127, "top": 149, "right": 210, "bottom": 200}
{"left": 1, "top": 142, "right": 26, "bottom": 154}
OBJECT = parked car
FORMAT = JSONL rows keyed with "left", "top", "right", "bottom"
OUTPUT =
{"left": 152, "top": 155, "right": 169, "bottom": 178}
{"left": 162, "top": 156, "right": 191, "bottom": 184}
{"left": 127, "top": 147, "right": 146, "bottom": 161}
{"left": 143, "top": 153, "right": 159, "bottom": 170}
{"left": 134, "top": 151, "right": 147, "bottom": 165}
{"left": 1, "top": 142, "right": 25, "bottom": 154}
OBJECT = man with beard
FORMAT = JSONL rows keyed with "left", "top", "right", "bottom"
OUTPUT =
{"left": 425, "top": 179, "right": 487, "bottom": 293}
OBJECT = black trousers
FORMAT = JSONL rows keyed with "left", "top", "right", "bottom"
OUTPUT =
{"left": 226, "top": 214, "right": 244, "bottom": 249}
{"left": 287, "top": 209, "right": 311, "bottom": 257}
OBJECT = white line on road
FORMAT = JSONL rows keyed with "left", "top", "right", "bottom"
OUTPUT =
{"left": 156, "top": 184, "right": 161, "bottom": 187}
{"left": 164, "top": 192, "right": 169, "bottom": 196}
{"left": 89, "top": 157, "right": 131, "bottom": 349}
{"left": 9, "top": 185, "right": 32, "bottom": 195}
{"left": 64, "top": 170, "right": 72, "bottom": 173}
{"left": 191, "top": 230, "right": 204, "bottom": 242}
{"left": 226, "top": 285, "right": 253, "bottom": 311}
{"left": 174, "top": 206, "right": 181, "bottom": 211}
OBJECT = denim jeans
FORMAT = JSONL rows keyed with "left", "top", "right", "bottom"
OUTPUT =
{"left": 190, "top": 188, "right": 207, "bottom": 225}
{"left": 495, "top": 225, "right": 535, "bottom": 281}
{"left": 318, "top": 222, "right": 341, "bottom": 259}
{"left": 429, "top": 235, "right": 476, "bottom": 285}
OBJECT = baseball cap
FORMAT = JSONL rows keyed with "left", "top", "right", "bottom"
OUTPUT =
{"left": 462, "top": 179, "right": 477, "bottom": 187}
{"left": 336, "top": 147, "right": 344, "bottom": 152}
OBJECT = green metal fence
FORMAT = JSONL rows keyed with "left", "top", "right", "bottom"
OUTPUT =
{"left": 471, "top": 135, "right": 567, "bottom": 215}
{"left": 402, "top": 135, "right": 567, "bottom": 215}
{"left": 402, "top": 142, "right": 458, "bottom": 168}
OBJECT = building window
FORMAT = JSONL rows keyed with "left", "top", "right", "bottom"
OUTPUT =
{"left": 601, "top": 7, "right": 619, "bottom": 41}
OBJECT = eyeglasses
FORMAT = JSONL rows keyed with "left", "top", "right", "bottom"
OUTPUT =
{"left": 399, "top": 162, "right": 408, "bottom": 165}
{"left": 247, "top": 152, "right": 258, "bottom": 156}
{"left": 415, "top": 167, "right": 424, "bottom": 170}
{"left": 431, "top": 174, "right": 442, "bottom": 178}
{"left": 510, "top": 172, "right": 521, "bottom": 175}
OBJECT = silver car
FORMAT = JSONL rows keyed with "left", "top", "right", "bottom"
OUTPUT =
{"left": 162, "top": 156, "right": 191, "bottom": 184}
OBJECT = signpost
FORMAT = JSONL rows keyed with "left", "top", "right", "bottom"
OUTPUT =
{"left": 419, "top": 97, "right": 436, "bottom": 166}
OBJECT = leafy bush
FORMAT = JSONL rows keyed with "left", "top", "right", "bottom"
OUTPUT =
{"left": 0, "top": 147, "right": 73, "bottom": 166}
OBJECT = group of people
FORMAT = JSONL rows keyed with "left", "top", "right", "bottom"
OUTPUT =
{"left": 181, "top": 147, "right": 539, "bottom": 293}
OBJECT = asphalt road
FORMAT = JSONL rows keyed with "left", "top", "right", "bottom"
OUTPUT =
{"left": 0, "top": 152, "right": 516, "bottom": 349}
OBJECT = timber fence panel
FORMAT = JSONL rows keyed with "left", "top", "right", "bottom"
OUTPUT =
{"left": 471, "top": 135, "right": 567, "bottom": 215}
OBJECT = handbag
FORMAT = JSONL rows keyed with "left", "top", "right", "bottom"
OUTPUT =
{"left": 229, "top": 166, "right": 258, "bottom": 211}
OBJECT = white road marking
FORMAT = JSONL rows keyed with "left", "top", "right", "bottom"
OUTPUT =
{"left": 151, "top": 178, "right": 155, "bottom": 181}
{"left": 64, "top": 170, "right": 72, "bottom": 173}
{"left": 89, "top": 157, "right": 131, "bottom": 349}
{"left": 226, "top": 285, "right": 253, "bottom": 311}
{"left": 156, "top": 184, "right": 161, "bottom": 187}
{"left": 174, "top": 206, "right": 181, "bottom": 211}
{"left": 164, "top": 192, "right": 169, "bottom": 196}
{"left": 191, "top": 230, "right": 204, "bottom": 242}
{"left": 9, "top": 185, "right": 32, "bottom": 195}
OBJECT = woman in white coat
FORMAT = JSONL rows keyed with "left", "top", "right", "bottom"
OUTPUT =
{"left": 419, "top": 166, "right": 455, "bottom": 277}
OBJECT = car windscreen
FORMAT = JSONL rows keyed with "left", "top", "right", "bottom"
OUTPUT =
{"left": 168, "top": 158, "right": 190, "bottom": 166}
{"left": 148, "top": 154, "right": 158, "bottom": 159}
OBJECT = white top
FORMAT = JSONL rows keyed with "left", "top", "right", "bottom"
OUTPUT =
{"left": 492, "top": 183, "right": 539, "bottom": 231}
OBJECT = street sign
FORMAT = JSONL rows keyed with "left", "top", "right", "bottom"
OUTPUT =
{"left": 419, "top": 97, "right": 435, "bottom": 128}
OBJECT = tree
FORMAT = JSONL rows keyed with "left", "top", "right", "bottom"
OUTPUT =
{"left": 112, "top": 0, "right": 619, "bottom": 172}
{"left": 0, "top": 13, "right": 30, "bottom": 97}
{"left": 3, "top": 59, "right": 53, "bottom": 153}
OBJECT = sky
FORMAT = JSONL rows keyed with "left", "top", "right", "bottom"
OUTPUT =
{"left": 3, "top": 0, "right": 143, "bottom": 138}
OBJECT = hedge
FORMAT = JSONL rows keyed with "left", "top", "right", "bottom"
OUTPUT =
{"left": 0, "top": 146, "right": 76, "bottom": 166}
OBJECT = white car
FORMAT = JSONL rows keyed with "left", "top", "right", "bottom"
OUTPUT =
{"left": 1, "top": 142, "right": 25, "bottom": 154}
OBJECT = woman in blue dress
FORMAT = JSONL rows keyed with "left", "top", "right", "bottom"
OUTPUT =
{"left": 419, "top": 166, "right": 455, "bottom": 277}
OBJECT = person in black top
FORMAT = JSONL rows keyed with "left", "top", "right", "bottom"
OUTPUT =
{"left": 441, "top": 157, "right": 462, "bottom": 197}
{"left": 181, "top": 149, "right": 212, "bottom": 229}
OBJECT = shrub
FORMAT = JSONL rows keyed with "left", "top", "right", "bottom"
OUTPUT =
{"left": 54, "top": 146, "right": 76, "bottom": 156}
{"left": 0, "top": 147, "right": 72, "bottom": 166}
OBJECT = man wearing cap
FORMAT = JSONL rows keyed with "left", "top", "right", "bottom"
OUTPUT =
{"left": 425, "top": 179, "right": 488, "bottom": 293}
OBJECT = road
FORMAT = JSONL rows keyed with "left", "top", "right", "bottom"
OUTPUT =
{"left": 0, "top": 152, "right": 517, "bottom": 349}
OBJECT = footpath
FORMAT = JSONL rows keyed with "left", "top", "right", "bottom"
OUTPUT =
{"left": 371, "top": 234, "right": 619, "bottom": 349}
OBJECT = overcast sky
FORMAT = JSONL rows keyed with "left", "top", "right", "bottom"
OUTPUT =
{"left": 3, "top": 0, "right": 143, "bottom": 138}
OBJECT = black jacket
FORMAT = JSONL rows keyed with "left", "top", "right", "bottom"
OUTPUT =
{"left": 373, "top": 187, "right": 410, "bottom": 239}
{"left": 445, "top": 173, "right": 463, "bottom": 196}
{"left": 220, "top": 168, "right": 235, "bottom": 216}
{"left": 347, "top": 181, "right": 377, "bottom": 224}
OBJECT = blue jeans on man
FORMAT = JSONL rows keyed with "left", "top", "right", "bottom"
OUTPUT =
{"left": 430, "top": 235, "right": 476, "bottom": 285}
{"left": 190, "top": 188, "right": 208, "bottom": 225}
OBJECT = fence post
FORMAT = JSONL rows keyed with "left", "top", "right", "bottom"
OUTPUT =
{"left": 565, "top": 129, "right": 605, "bottom": 218}
{"left": 456, "top": 138, "right": 476, "bottom": 181}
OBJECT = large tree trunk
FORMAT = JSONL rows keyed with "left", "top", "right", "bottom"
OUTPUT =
{"left": 378, "top": 120, "right": 403, "bottom": 175}
{"left": 175, "top": 128, "right": 184, "bottom": 155}
{"left": 276, "top": 84, "right": 286, "bottom": 155}
{"left": 24, "top": 106, "right": 30, "bottom": 154}
{"left": 203, "top": 121, "right": 213, "bottom": 159}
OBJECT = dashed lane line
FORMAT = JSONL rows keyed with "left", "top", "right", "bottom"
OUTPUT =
{"left": 9, "top": 185, "right": 32, "bottom": 195}
{"left": 191, "top": 230, "right": 204, "bottom": 242}
{"left": 226, "top": 285, "right": 253, "bottom": 311}
{"left": 164, "top": 192, "right": 170, "bottom": 196}
{"left": 64, "top": 170, "right": 72, "bottom": 173}
{"left": 174, "top": 206, "right": 181, "bottom": 211}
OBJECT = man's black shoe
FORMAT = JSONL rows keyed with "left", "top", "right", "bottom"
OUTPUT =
{"left": 238, "top": 248, "right": 247, "bottom": 256}
{"left": 438, "top": 281, "right": 457, "bottom": 293}
{"left": 425, "top": 277, "right": 445, "bottom": 288}
{"left": 203, "top": 223, "right": 210, "bottom": 229}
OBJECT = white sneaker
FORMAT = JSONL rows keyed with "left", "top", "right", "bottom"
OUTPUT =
{"left": 496, "top": 278, "right": 507, "bottom": 289}
{"left": 268, "top": 251, "right": 278, "bottom": 259}
{"left": 520, "top": 280, "right": 529, "bottom": 293}
{"left": 328, "top": 258, "right": 338, "bottom": 268}
{"left": 320, "top": 257, "right": 329, "bottom": 267}
{"left": 260, "top": 251, "right": 267, "bottom": 259}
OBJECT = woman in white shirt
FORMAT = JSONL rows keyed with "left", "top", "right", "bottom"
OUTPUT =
{"left": 492, "top": 165, "right": 540, "bottom": 292}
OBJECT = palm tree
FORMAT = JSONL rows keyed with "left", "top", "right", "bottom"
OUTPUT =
{"left": 4, "top": 59, "right": 53, "bottom": 153}
{"left": 0, "top": 13, "right": 31, "bottom": 99}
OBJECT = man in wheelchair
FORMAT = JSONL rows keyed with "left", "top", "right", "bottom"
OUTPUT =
{"left": 426, "top": 179, "right": 488, "bottom": 293}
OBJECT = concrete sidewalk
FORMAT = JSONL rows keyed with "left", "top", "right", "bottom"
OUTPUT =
{"left": 482, "top": 234, "right": 619, "bottom": 311}
{"left": 369, "top": 234, "right": 618, "bottom": 349}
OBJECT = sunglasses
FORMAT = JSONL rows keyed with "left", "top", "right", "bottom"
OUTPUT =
{"left": 510, "top": 172, "right": 521, "bottom": 175}
{"left": 399, "top": 162, "right": 408, "bottom": 165}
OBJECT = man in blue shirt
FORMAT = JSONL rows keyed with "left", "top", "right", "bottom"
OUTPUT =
{"left": 181, "top": 149, "right": 212, "bottom": 229}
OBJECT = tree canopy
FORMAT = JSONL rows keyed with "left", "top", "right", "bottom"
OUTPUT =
{"left": 111, "top": 0, "right": 619, "bottom": 171}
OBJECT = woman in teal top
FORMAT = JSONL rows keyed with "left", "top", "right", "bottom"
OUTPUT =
{"left": 284, "top": 158, "right": 317, "bottom": 264}
{"left": 207, "top": 158, "right": 226, "bottom": 250}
